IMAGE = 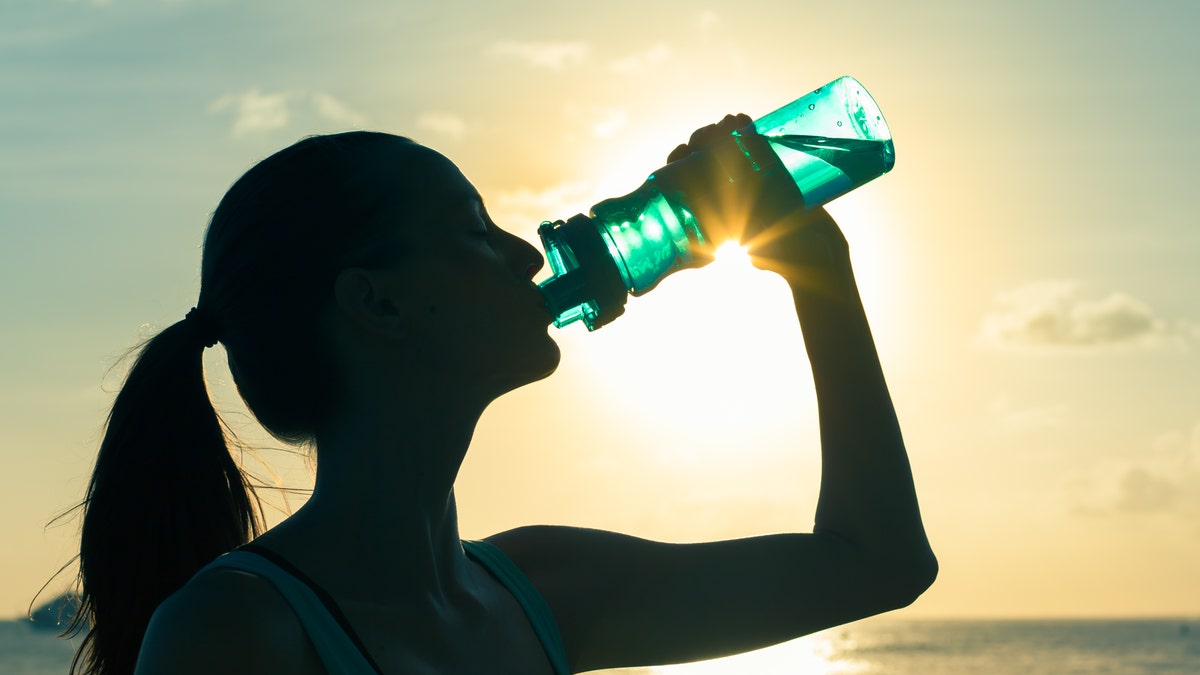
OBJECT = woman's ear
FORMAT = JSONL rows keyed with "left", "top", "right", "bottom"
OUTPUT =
{"left": 332, "top": 267, "right": 407, "bottom": 341}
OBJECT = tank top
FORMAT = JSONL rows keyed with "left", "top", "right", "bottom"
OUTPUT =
{"left": 191, "top": 540, "right": 571, "bottom": 674}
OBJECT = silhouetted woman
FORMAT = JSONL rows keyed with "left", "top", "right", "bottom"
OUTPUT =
{"left": 70, "top": 117, "right": 935, "bottom": 674}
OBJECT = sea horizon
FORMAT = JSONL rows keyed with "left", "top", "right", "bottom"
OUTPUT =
{"left": 5, "top": 615, "right": 1197, "bottom": 674}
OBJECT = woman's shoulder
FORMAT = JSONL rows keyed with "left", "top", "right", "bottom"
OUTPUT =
{"left": 134, "top": 564, "right": 326, "bottom": 675}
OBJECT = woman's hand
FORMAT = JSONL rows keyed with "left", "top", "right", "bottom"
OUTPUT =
{"left": 666, "top": 114, "right": 854, "bottom": 289}
{"left": 666, "top": 113, "right": 751, "bottom": 163}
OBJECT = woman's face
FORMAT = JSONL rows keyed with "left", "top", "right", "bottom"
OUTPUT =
{"left": 368, "top": 143, "right": 561, "bottom": 399}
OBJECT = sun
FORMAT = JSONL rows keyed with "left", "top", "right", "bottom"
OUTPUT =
{"left": 648, "top": 630, "right": 861, "bottom": 674}
{"left": 566, "top": 235, "right": 817, "bottom": 452}
{"left": 556, "top": 188, "right": 906, "bottom": 457}
{"left": 712, "top": 240, "right": 751, "bottom": 265}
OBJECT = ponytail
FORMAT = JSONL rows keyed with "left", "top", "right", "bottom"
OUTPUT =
{"left": 69, "top": 317, "right": 262, "bottom": 675}
{"left": 67, "top": 131, "right": 424, "bottom": 673}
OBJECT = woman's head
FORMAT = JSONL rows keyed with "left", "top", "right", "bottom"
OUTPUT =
{"left": 199, "top": 132, "right": 556, "bottom": 444}
{"left": 69, "top": 131, "right": 556, "bottom": 674}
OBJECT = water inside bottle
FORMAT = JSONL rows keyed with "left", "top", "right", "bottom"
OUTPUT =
{"left": 764, "top": 134, "right": 894, "bottom": 206}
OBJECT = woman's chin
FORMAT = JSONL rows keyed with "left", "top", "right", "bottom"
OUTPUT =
{"left": 530, "top": 339, "right": 562, "bottom": 381}
{"left": 492, "top": 340, "right": 561, "bottom": 396}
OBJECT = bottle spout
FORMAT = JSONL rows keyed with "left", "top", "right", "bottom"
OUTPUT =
{"left": 538, "top": 269, "right": 592, "bottom": 328}
{"left": 537, "top": 216, "right": 628, "bottom": 330}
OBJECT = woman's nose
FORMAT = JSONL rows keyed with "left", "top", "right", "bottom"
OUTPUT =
{"left": 517, "top": 237, "right": 544, "bottom": 280}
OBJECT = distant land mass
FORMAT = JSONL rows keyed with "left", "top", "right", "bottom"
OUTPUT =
{"left": 28, "top": 592, "right": 79, "bottom": 631}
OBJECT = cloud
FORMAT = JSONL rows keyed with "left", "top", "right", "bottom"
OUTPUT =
{"left": 416, "top": 112, "right": 467, "bottom": 141}
{"left": 590, "top": 107, "right": 629, "bottom": 138}
{"left": 487, "top": 182, "right": 597, "bottom": 230}
{"left": 1082, "top": 463, "right": 1200, "bottom": 519}
{"left": 208, "top": 89, "right": 291, "bottom": 137}
{"left": 69, "top": 0, "right": 190, "bottom": 7}
{"left": 561, "top": 102, "right": 631, "bottom": 140}
{"left": 208, "top": 89, "right": 369, "bottom": 137}
{"left": 978, "top": 280, "right": 1171, "bottom": 351}
{"left": 1069, "top": 420, "right": 1200, "bottom": 522}
{"left": 610, "top": 44, "right": 672, "bottom": 74}
{"left": 698, "top": 10, "right": 721, "bottom": 38}
{"left": 310, "top": 92, "right": 366, "bottom": 127}
{"left": 489, "top": 40, "right": 590, "bottom": 70}
{"left": 1113, "top": 467, "right": 1179, "bottom": 514}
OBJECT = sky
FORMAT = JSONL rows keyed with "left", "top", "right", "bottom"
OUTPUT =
{"left": 2, "top": 0, "right": 1198, "bottom": 642}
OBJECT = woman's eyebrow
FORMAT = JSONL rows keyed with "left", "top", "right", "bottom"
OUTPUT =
{"left": 469, "top": 195, "right": 498, "bottom": 224}
{"left": 440, "top": 194, "right": 485, "bottom": 218}
{"left": 454, "top": 193, "right": 485, "bottom": 213}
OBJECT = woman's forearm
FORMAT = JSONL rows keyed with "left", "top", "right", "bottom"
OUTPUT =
{"left": 785, "top": 243, "right": 934, "bottom": 578}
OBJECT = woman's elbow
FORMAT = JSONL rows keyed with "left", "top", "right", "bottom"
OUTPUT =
{"left": 878, "top": 547, "right": 938, "bottom": 611}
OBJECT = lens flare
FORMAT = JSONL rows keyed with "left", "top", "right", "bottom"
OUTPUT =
{"left": 712, "top": 240, "right": 751, "bottom": 266}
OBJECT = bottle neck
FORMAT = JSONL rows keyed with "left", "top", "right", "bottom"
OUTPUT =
{"left": 535, "top": 129, "right": 806, "bottom": 331}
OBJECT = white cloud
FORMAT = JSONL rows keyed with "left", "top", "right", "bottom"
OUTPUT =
{"left": 416, "top": 112, "right": 467, "bottom": 141}
{"left": 978, "top": 280, "right": 1171, "bottom": 351}
{"left": 311, "top": 92, "right": 366, "bottom": 127}
{"left": 68, "top": 0, "right": 190, "bottom": 6}
{"left": 561, "top": 102, "right": 632, "bottom": 140}
{"left": 489, "top": 40, "right": 590, "bottom": 71}
{"left": 698, "top": 10, "right": 721, "bottom": 38}
{"left": 610, "top": 45, "right": 672, "bottom": 74}
{"left": 487, "top": 182, "right": 597, "bottom": 230}
{"left": 208, "top": 89, "right": 370, "bottom": 137}
{"left": 590, "top": 107, "right": 629, "bottom": 138}
{"left": 208, "top": 89, "right": 290, "bottom": 137}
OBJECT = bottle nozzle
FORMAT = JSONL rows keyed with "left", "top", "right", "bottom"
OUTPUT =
{"left": 537, "top": 216, "right": 628, "bottom": 330}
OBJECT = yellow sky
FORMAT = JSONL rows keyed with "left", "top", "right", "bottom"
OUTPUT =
{"left": 3, "top": 0, "right": 1198, "bottom": 625}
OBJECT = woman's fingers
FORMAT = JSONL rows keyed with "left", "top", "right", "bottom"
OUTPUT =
{"left": 666, "top": 143, "right": 691, "bottom": 163}
{"left": 666, "top": 113, "right": 753, "bottom": 163}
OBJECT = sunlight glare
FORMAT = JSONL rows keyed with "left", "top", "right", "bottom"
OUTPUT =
{"left": 569, "top": 234, "right": 817, "bottom": 456}
{"left": 712, "top": 240, "right": 751, "bottom": 266}
{"left": 647, "top": 633, "right": 868, "bottom": 674}
{"left": 823, "top": 192, "right": 904, "bottom": 333}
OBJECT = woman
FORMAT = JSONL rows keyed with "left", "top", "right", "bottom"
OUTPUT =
{"left": 71, "top": 116, "right": 935, "bottom": 674}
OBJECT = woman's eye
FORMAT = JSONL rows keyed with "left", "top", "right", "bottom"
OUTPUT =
{"left": 462, "top": 218, "right": 489, "bottom": 236}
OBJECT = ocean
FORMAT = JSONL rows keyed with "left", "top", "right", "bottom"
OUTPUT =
{"left": 2, "top": 617, "right": 1196, "bottom": 674}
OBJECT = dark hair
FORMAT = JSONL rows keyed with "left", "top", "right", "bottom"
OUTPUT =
{"left": 68, "top": 131, "right": 421, "bottom": 674}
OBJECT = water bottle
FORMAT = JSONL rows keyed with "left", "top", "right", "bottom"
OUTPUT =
{"left": 537, "top": 75, "right": 895, "bottom": 330}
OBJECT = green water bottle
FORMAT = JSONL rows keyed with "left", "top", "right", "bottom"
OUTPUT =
{"left": 538, "top": 75, "right": 895, "bottom": 330}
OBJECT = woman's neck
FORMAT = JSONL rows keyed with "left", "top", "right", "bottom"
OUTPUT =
{"left": 258, "top": 399, "right": 490, "bottom": 612}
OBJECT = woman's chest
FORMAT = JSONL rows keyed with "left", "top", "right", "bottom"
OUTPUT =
{"left": 343, "top": 588, "right": 558, "bottom": 674}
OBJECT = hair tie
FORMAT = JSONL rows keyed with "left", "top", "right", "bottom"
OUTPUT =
{"left": 184, "top": 306, "right": 220, "bottom": 349}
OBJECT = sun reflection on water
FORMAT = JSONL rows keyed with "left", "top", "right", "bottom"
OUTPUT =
{"left": 647, "top": 632, "right": 869, "bottom": 675}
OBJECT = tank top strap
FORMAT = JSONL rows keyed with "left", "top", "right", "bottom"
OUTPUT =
{"left": 193, "top": 549, "right": 383, "bottom": 675}
{"left": 461, "top": 539, "right": 572, "bottom": 675}
{"left": 193, "top": 543, "right": 570, "bottom": 675}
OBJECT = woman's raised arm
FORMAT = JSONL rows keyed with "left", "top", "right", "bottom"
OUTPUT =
{"left": 487, "top": 176, "right": 934, "bottom": 674}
